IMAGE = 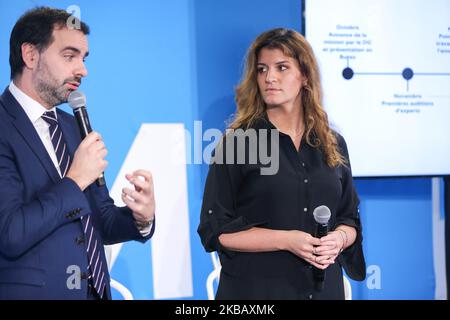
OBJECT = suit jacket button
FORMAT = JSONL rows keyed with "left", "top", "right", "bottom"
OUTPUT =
{"left": 75, "top": 236, "right": 85, "bottom": 245}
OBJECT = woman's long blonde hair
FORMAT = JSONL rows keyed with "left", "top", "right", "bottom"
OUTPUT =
{"left": 230, "top": 28, "right": 346, "bottom": 167}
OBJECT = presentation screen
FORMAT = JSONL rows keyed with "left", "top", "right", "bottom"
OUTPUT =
{"left": 305, "top": 0, "right": 450, "bottom": 177}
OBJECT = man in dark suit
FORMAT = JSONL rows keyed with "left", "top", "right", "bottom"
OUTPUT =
{"left": 0, "top": 7, "right": 156, "bottom": 299}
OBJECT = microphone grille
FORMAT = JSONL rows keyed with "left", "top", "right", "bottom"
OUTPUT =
{"left": 68, "top": 91, "right": 86, "bottom": 109}
{"left": 313, "top": 205, "right": 331, "bottom": 224}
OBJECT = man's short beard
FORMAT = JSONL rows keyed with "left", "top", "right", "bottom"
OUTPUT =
{"left": 35, "top": 58, "right": 69, "bottom": 107}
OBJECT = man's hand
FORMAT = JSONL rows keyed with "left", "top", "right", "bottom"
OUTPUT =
{"left": 121, "top": 170, "right": 155, "bottom": 225}
{"left": 66, "top": 132, "right": 108, "bottom": 191}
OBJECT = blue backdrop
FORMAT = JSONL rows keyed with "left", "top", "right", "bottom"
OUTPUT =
{"left": 0, "top": 0, "right": 439, "bottom": 299}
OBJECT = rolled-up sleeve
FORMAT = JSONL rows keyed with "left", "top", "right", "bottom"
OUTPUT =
{"left": 197, "top": 137, "right": 267, "bottom": 256}
{"left": 335, "top": 134, "right": 366, "bottom": 281}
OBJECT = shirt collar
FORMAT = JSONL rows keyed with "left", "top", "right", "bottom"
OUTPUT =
{"left": 9, "top": 81, "right": 57, "bottom": 123}
{"left": 249, "top": 112, "right": 275, "bottom": 130}
{"left": 257, "top": 112, "right": 317, "bottom": 142}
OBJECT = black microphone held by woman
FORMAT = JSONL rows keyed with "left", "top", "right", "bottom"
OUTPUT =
{"left": 312, "top": 205, "right": 331, "bottom": 291}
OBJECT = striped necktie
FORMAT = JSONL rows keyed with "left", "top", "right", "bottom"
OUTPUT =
{"left": 42, "top": 110, "right": 107, "bottom": 298}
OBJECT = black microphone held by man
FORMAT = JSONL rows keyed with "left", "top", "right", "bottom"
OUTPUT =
{"left": 68, "top": 90, "right": 106, "bottom": 186}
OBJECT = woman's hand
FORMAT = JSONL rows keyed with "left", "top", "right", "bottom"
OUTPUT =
{"left": 284, "top": 230, "right": 328, "bottom": 269}
{"left": 313, "top": 230, "right": 345, "bottom": 268}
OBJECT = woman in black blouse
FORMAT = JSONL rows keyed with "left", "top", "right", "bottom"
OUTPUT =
{"left": 198, "top": 28, "right": 365, "bottom": 299}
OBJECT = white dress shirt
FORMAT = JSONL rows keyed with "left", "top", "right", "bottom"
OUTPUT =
{"left": 9, "top": 81, "right": 62, "bottom": 176}
{"left": 8, "top": 81, "right": 151, "bottom": 235}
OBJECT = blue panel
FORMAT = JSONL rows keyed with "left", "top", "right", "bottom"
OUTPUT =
{"left": 352, "top": 178, "right": 435, "bottom": 299}
{"left": 111, "top": 241, "right": 154, "bottom": 300}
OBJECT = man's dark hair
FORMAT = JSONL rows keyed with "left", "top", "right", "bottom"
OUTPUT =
{"left": 9, "top": 7, "right": 90, "bottom": 79}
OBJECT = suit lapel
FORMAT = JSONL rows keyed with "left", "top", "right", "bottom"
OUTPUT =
{"left": 0, "top": 88, "right": 60, "bottom": 183}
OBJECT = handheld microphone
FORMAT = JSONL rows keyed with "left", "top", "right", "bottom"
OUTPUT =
{"left": 312, "top": 205, "right": 331, "bottom": 292}
{"left": 68, "top": 91, "right": 106, "bottom": 187}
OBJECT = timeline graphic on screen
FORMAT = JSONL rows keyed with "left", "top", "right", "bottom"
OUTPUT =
{"left": 305, "top": 0, "right": 450, "bottom": 177}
